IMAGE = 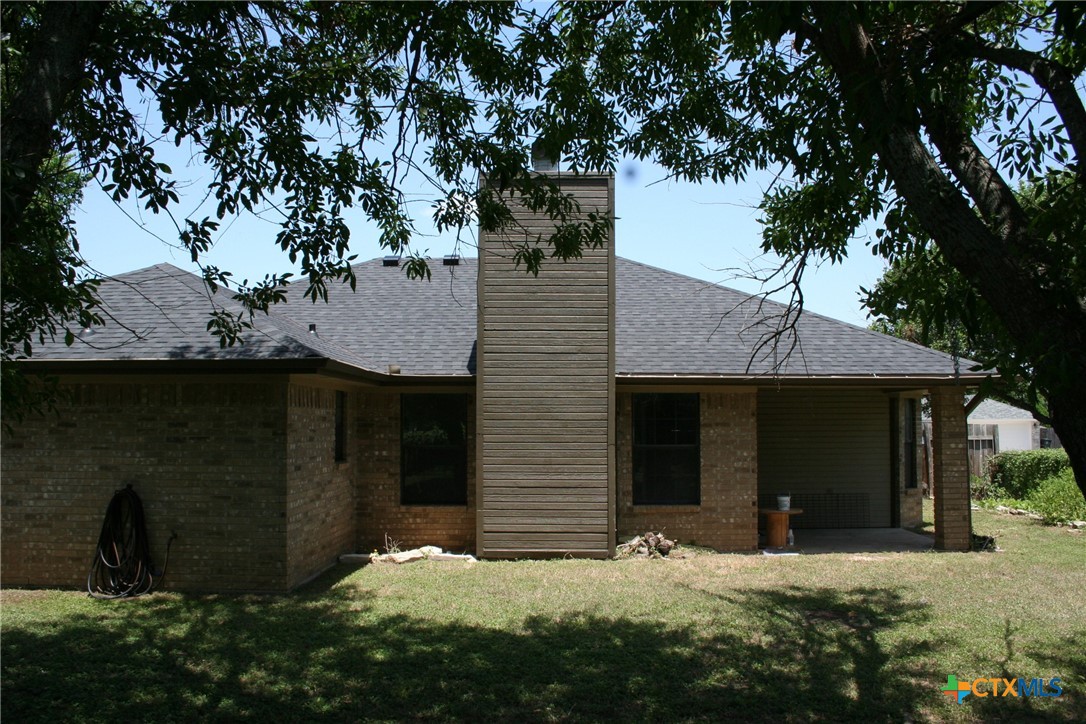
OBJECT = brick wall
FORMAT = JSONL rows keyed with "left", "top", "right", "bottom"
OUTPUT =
{"left": 1, "top": 379, "right": 290, "bottom": 591}
{"left": 930, "top": 387, "right": 972, "bottom": 550}
{"left": 354, "top": 392, "right": 476, "bottom": 553}
{"left": 617, "top": 391, "right": 758, "bottom": 551}
{"left": 285, "top": 384, "right": 355, "bottom": 588}
{"left": 896, "top": 395, "right": 924, "bottom": 529}
{"left": 900, "top": 487, "right": 923, "bottom": 529}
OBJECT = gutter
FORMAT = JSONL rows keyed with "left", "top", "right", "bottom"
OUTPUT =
{"left": 616, "top": 372, "right": 994, "bottom": 387}
{"left": 12, "top": 357, "right": 478, "bottom": 388}
{"left": 13, "top": 359, "right": 992, "bottom": 390}
{"left": 14, "top": 357, "right": 385, "bottom": 383}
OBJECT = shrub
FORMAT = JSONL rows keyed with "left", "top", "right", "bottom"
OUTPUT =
{"left": 1025, "top": 470, "right": 1086, "bottom": 524}
{"left": 970, "top": 474, "right": 1007, "bottom": 501}
{"left": 988, "top": 449, "right": 1070, "bottom": 499}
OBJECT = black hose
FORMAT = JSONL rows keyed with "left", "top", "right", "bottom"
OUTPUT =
{"left": 87, "top": 485, "right": 175, "bottom": 599}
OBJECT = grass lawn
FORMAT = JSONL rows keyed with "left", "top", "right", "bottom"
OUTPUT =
{"left": 3, "top": 503, "right": 1083, "bottom": 722}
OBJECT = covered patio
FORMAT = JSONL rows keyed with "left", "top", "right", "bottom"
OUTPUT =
{"left": 756, "top": 385, "right": 973, "bottom": 552}
{"left": 783, "top": 527, "right": 935, "bottom": 554}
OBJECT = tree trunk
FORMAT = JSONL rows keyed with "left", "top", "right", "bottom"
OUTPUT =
{"left": 810, "top": 5, "right": 1086, "bottom": 497}
{"left": 1, "top": 1, "right": 106, "bottom": 246}
{"left": 1051, "top": 390, "right": 1086, "bottom": 495}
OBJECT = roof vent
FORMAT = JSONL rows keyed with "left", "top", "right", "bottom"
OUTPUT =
{"left": 382, "top": 255, "right": 400, "bottom": 267}
{"left": 308, "top": 323, "right": 317, "bottom": 334}
{"left": 443, "top": 254, "right": 460, "bottom": 266}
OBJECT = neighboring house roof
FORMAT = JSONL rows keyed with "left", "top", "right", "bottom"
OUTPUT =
{"left": 968, "top": 397, "right": 1036, "bottom": 422}
{"left": 28, "top": 258, "right": 987, "bottom": 383}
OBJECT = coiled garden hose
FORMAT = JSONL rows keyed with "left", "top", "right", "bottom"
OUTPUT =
{"left": 87, "top": 485, "right": 175, "bottom": 599}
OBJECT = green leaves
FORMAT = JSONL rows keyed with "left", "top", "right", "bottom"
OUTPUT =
{"left": 4, "top": 1, "right": 1084, "bottom": 466}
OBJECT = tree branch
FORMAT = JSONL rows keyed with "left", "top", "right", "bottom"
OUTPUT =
{"left": 958, "top": 35, "right": 1086, "bottom": 166}
{"left": 948, "top": 1, "right": 1004, "bottom": 31}
{"left": 916, "top": 95, "right": 1044, "bottom": 258}
{"left": 807, "top": 5, "right": 1072, "bottom": 362}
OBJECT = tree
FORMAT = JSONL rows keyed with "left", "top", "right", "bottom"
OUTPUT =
{"left": 867, "top": 245, "right": 1049, "bottom": 414}
{"left": 552, "top": 1, "right": 1086, "bottom": 491}
{"left": 864, "top": 176, "right": 1084, "bottom": 424}
{"left": 1, "top": 0, "right": 607, "bottom": 404}
{"left": 2, "top": 2, "right": 1084, "bottom": 492}
{"left": 0, "top": 152, "right": 98, "bottom": 424}
{"left": 1, "top": 3, "right": 100, "bottom": 421}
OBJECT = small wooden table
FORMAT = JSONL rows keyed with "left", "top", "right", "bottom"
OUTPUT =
{"left": 759, "top": 508, "right": 804, "bottom": 548}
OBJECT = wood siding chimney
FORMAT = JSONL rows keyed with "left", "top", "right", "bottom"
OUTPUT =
{"left": 476, "top": 173, "right": 616, "bottom": 558}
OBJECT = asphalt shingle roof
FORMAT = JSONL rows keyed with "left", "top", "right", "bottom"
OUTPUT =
{"left": 31, "top": 257, "right": 985, "bottom": 382}
{"left": 282, "top": 258, "right": 478, "bottom": 376}
{"left": 614, "top": 258, "right": 980, "bottom": 378}
{"left": 31, "top": 263, "right": 380, "bottom": 372}
{"left": 968, "top": 397, "right": 1036, "bottom": 421}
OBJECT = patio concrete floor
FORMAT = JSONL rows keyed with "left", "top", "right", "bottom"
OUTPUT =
{"left": 770, "top": 528, "right": 935, "bottom": 554}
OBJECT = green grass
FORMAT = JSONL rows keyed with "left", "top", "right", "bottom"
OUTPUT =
{"left": 3, "top": 504, "right": 1084, "bottom": 722}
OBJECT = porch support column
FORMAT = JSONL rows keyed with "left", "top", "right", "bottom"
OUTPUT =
{"left": 930, "top": 387, "right": 971, "bottom": 551}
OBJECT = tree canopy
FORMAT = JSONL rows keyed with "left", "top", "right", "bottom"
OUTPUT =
{"left": 864, "top": 175, "right": 1085, "bottom": 425}
{"left": 2, "top": 1, "right": 1084, "bottom": 490}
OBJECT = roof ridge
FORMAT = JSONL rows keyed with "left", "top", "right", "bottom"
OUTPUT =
{"left": 101, "top": 261, "right": 194, "bottom": 281}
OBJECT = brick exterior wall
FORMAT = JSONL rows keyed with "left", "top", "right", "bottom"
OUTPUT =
{"left": 354, "top": 391, "right": 476, "bottom": 553}
{"left": 899, "top": 485, "right": 924, "bottom": 529}
{"left": 896, "top": 395, "right": 924, "bottom": 529}
{"left": 930, "top": 387, "right": 972, "bottom": 551}
{"left": 616, "top": 391, "right": 758, "bottom": 551}
{"left": 1, "top": 380, "right": 291, "bottom": 591}
{"left": 285, "top": 384, "right": 355, "bottom": 588}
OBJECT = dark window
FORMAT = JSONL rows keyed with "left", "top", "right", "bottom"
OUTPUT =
{"left": 904, "top": 398, "right": 917, "bottom": 488}
{"left": 632, "top": 393, "right": 700, "bottom": 505}
{"left": 401, "top": 394, "right": 468, "bottom": 505}
{"left": 334, "top": 391, "right": 347, "bottom": 462}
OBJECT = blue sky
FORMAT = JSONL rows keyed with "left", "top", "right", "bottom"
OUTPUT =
{"left": 74, "top": 153, "right": 887, "bottom": 328}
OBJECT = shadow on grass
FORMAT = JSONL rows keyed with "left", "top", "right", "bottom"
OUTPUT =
{"left": 964, "top": 627, "right": 1086, "bottom": 723}
{"left": 2, "top": 570, "right": 1082, "bottom": 722}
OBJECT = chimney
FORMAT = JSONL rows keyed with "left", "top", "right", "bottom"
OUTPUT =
{"left": 476, "top": 170, "right": 615, "bottom": 559}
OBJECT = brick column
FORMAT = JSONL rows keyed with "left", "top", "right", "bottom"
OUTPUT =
{"left": 930, "top": 387, "right": 971, "bottom": 551}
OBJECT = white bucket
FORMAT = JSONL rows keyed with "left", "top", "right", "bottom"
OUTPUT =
{"left": 777, "top": 495, "right": 791, "bottom": 511}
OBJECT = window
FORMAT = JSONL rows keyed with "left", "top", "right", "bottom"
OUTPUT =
{"left": 401, "top": 394, "right": 469, "bottom": 505}
{"left": 632, "top": 393, "right": 700, "bottom": 505}
{"left": 334, "top": 391, "right": 347, "bottom": 463}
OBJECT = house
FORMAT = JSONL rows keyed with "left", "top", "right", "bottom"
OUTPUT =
{"left": 921, "top": 397, "right": 1058, "bottom": 481}
{"left": 968, "top": 397, "right": 1041, "bottom": 452}
{"left": 0, "top": 172, "right": 986, "bottom": 592}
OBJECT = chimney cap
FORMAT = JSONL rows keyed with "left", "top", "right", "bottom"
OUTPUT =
{"left": 531, "top": 140, "right": 559, "bottom": 172}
